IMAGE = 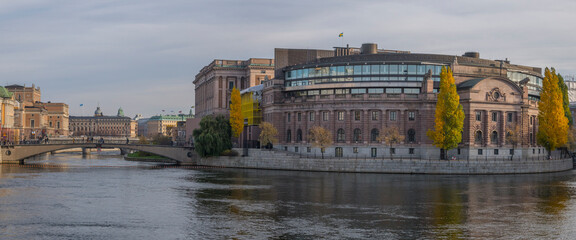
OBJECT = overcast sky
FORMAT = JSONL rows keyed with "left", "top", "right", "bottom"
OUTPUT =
{"left": 1, "top": 0, "right": 575, "bottom": 118}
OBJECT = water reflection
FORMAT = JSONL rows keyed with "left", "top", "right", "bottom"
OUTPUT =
{"left": 188, "top": 169, "right": 576, "bottom": 239}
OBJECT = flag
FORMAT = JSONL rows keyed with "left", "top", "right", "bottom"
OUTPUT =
{"left": 338, "top": 32, "right": 343, "bottom": 37}
{"left": 80, "top": 104, "right": 83, "bottom": 107}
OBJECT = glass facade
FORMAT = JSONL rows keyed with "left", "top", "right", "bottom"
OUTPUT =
{"left": 285, "top": 64, "right": 444, "bottom": 87}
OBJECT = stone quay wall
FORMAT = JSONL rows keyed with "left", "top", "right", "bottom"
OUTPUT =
{"left": 195, "top": 149, "right": 574, "bottom": 174}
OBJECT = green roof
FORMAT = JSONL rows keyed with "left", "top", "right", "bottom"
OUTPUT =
{"left": 0, "top": 86, "right": 14, "bottom": 98}
{"left": 457, "top": 78, "right": 485, "bottom": 90}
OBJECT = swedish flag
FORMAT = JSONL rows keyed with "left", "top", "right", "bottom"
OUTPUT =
{"left": 338, "top": 32, "right": 343, "bottom": 37}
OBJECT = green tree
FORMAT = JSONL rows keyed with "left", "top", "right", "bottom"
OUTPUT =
{"left": 377, "top": 126, "right": 405, "bottom": 160}
{"left": 193, "top": 115, "right": 232, "bottom": 157}
{"left": 557, "top": 73, "right": 573, "bottom": 126}
{"left": 426, "top": 66, "right": 465, "bottom": 160}
{"left": 537, "top": 68, "right": 569, "bottom": 157}
{"left": 229, "top": 87, "right": 244, "bottom": 138}
{"left": 308, "top": 126, "right": 333, "bottom": 159}
{"left": 258, "top": 122, "right": 278, "bottom": 148}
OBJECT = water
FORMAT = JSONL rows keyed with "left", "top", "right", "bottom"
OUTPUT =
{"left": 1, "top": 152, "right": 576, "bottom": 239}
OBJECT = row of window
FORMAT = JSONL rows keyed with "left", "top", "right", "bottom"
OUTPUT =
{"left": 290, "top": 146, "right": 542, "bottom": 157}
{"left": 287, "top": 110, "right": 416, "bottom": 122}
{"left": 286, "top": 128, "right": 417, "bottom": 143}
{"left": 285, "top": 77, "right": 441, "bottom": 87}
{"left": 285, "top": 64, "right": 444, "bottom": 80}
{"left": 290, "top": 88, "right": 422, "bottom": 96}
{"left": 507, "top": 71, "right": 543, "bottom": 87}
{"left": 475, "top": 111, "right": 517, "bottom": 123}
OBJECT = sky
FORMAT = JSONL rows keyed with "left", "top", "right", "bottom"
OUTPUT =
{"left": 1, "top": 0, "right": 575, "bottom": 118}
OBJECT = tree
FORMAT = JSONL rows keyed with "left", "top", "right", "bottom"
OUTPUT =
{"left": 558, "top": 73, "right": 573, "bottom": 126}
{"left": 258, "top": 122, "right": 278, "bottom": 149}
{"left": 308, "top": 126, "right": 333, "bottom": 159}
{"left": 505, "top": 124, "right": 522, "bottom": 159}
{"left": 538, "top": 67, "right": 569, "bottom": 157}
{"left": 377, "top": 126, "right": 405, "bottom": 160}
{"left": 193, "top": 115, "right": 232, "bottom": 157}
{"left": 567, "top": 126, "right": 576, "bottom": 153}
{"left": 426, "top": 66, "right": 465, "bottom": 160}
{"left": 229, "top": 87, "right": 243, "bottom": 138}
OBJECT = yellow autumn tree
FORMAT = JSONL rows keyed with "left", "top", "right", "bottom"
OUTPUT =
{"left": 229, "top": 87, "right": 243, "bottom": 138}
{"left": 426, "top": 66, "right": 465, "bottom": 160}
{"left": 308, "top": 126, "right": 333, "bottom": 159}
{"left": 258, "top": 122, "right": 278, "bottom": 149}
{"left": 537, "top": 68, "right": 568, "bottom": 157}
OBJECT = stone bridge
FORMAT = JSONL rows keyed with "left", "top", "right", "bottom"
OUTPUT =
{"left": 0, "top": 143, "right": 198, "bottom": 165}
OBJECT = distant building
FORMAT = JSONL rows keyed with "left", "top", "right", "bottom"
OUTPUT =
{"left": 193, "top": 58, "right": 274, "bottom": 118}
{"left": 146, "top": 112, "right": 194, "bottom": 137}
{"left": 5, "top": 84, "right": 69, "bottom": 140}
{"left": 0, "top": 86, "right": 18, "bottom": 142}
{"left": 137, "top": 118, "right": 149, "bottom": 137}
{"left": 69, "top": 107, "right": 137, "bottom": 137}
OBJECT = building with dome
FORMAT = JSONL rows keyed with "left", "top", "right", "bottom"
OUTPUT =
{"left": 69, "top": 107, "right": 137, "bottom": 137}
{"left": 260, "top": 43, "right": 545, "bottom": 159}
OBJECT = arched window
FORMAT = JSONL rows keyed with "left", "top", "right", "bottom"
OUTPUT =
{"left": 335, "top": 147, "right": 343, "bottom": 157}
{"left": 353, "top": 128, "right": 362, "bottom": 142}
{"left": 407, "top": 129, "right": 416, "bottom": 143}
{"left": 337, "top": 128, "right": 345, "bottom": 142}
{"left": 475, "top": 131, "right": 483, "bottom": 144}
{"left": 491, "top": 131, "right": 498, "bottom": 144}
{"left": 286, "top": 129, "right": 292, "bottom": 142}
{"left": 296, "top": 129, "right": 302, "bottom": 142}
{"left": 371, "top": 128, "right": 379, "bottom": 142}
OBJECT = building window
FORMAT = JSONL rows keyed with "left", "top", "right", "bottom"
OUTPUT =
{"left": 297, "top": 113, "right": 301, "bottom": 122}
{"left": 287, "top": 113, "right": 291, "bottom": 122}
{"left": 475, "top": 131, "right": 483, "bottom": 144}
{"left": 337, "top": 128, "right": 345, "bottom": 142}
{"left": 457, "top": 148, "right": 461, "bottom": 155}
{"left": 407, "top": 129, "right": 415, "bottom": 143}
{"left": 307, "top": 147, "right": 311, "bottom": 153}
{"left": 409, "top": 148, "right": 415, "bottom": 154}
{"left": 494, "top": 149, "right": 499, "bottom": 155}
{"left": 510, "top": 149, "right": 514, "bottom": 155}
{"left": 229, "top": 81, "right": 234, "bottom": 89}
{"left": 491, "top": 131, "right": 498, "bottom": 144}
{"left": 286, "top": 130, "right": 291, "bottom": 142}
{"left": 296, "top": 129, "right": 302, "bottom": 142}
{"left": 371, "top": 128, "right": 379, "bottom": 142}
{"left": 335, "top": 147, "right": 343, "bottom": 157}
{"left": 478, "top": 149, "right": 483, "bottom": 155}
{"left": 337, "top": 111, "right": 344, "bottom": 121}
{"left": 354, "top": 111, "right": 361, "bottom": 121}
{"left": 371, "top": 148, "right": 377, "bottom": 157}
{"left": 476, "top": 111, "right": 482, "bottom": 121}
{"left": 353, "top": 128, "right": 362, "bottom": 142}
{"left": 390, "top": 148, "right": 396, "bottom": 154}
{"left": 408, "top": 111, "right": 415, "bottom": 121}
{"left": 353, "top": 147, "right": 358, "bottom": 153}
{"left": 323, "top": 112, "right": 329, "bottom": 121}
{"left": 30, "top": 119, "right": 35, "bottom": 128}
{"left": 309, "top": 112, "right": 315, "bottom": 121}
{"left": 371, "top": 111, "right": 379, "bottom": 120}
{"left": 390, "top": 111, "right": 397, "bottom": 121}
{"left": 295, "top": 147, "right": 299, "bottom": 152}
{"left": 507, "top": 112, "right": 513, "bottom": 122}
{"left": 49, "top": 122, "right": 53, "bottom": 128}
{"left": 492, "top": 112, "right": 498, "bottom": 122}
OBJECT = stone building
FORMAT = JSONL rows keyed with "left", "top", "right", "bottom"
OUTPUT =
{"left": 0, "top": 86, "right": 18, "bottom": 142}
{"left": 69, "top": 107, "right": 137, "bottom": 137}
{"left": 261, "top": 43, "right": 544, "bottom": 159}
{"left": 146, "top": 113, "right": 194, "bottom": 137}
{"left": 193, "top": 58, "right": 274, "bottom": 118}
{"left": 5, "top": 84, "right": 69, "bottom": 140}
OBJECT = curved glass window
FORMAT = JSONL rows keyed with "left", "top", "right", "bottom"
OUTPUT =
{"left": 285, "top": 63, "right": 445, "bottom": 87}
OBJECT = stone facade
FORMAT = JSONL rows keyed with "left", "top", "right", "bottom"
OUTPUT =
{"left": 146, "top": 114, "right": 194, "bottom": 137}
{"left": 193, "top": 58, "right": 274, "bottom": 118}
{"left": 69, "top": 107, "right": 137, "bottom": 137}
{"left": 262, "top": 43, "right": 546, "bottom": 160}
{"left": 5, "top": 84, "right": 69, "bottom": 140}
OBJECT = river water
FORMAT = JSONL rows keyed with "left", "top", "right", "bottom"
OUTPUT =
{"left": 1, "top": 152, "right": 576, "bottom": 239}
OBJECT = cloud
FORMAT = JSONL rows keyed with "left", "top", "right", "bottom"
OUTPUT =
{"left": 1, "top": 0, "right": 575, "bottom": 118}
